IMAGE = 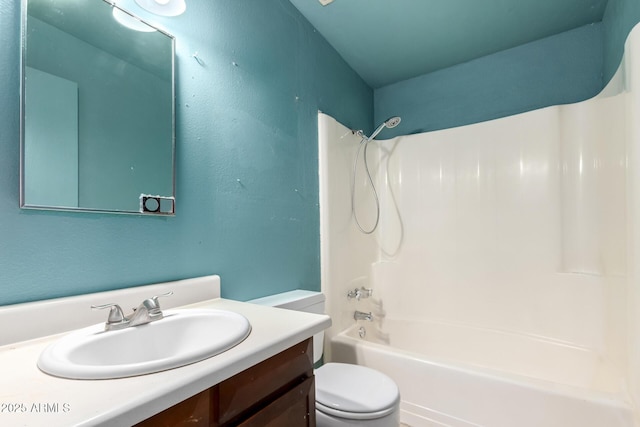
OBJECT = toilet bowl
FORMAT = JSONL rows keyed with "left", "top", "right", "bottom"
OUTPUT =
{"left": 315, "top": 362, "right": 399, "bottom": 427}
{"left": 249, "top": 290, "right": 400, "bottom": 426}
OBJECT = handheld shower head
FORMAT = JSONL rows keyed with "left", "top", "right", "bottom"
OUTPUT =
{"left": 385, "top": 116, "right": 401, "bottom": 128}
{"left": 367, "top": 116, "right": 402, "bottom": 141}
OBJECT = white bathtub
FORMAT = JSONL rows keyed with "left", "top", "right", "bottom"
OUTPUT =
{"left": 330, "top": 319, "right": 635, "bottom": 427}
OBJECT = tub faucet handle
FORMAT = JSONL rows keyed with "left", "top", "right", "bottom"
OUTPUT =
{"left": 347, "top": 288, "right": 361, "bottom": 300}
{"left": 347, "top": 287, "right": 373, "bottom": 301}
{"left": 359, "top": 287, "right": 373, "bottom": 299}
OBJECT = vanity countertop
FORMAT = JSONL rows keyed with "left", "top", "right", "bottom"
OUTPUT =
{"left": 0, "top": 298, "right": 331, "bottom": 427}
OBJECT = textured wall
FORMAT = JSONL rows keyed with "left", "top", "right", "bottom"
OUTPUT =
{"left": 602, "top": 0, "right": 640, "bottom": 84}
{"left": 373, "top": 0, "right": 640, "bottom": 138}
{"left": 374, "top": 23, "right": 604, "bottom": 137}
{"left": 0, "top": 0, "right": 372, "bottom": 305}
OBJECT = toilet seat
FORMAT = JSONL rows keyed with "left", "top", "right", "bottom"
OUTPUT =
{"left": 316, "top": 401, "right": 396, "bottom": 420}
{"left": 315, "top": 363, "right": 400, "bottom": 420}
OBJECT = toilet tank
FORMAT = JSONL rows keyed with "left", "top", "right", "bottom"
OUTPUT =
{"left": 249, "top": 290, "right": 325, "bottom": 363}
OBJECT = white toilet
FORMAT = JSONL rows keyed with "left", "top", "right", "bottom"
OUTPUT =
{"left": 249, "top": 290, "right": 400, "bottom": 427}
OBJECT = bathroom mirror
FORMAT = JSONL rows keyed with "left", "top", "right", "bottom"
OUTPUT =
{"left": 20, "top": 0, "right": 175, "bottom": 215}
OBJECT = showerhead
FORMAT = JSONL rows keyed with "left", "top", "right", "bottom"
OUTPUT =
{"left": 367, "top": 116, "right": 402, "bottom": 141}
{"left": 385, "top": 116, "right": 401, "bottom": 128}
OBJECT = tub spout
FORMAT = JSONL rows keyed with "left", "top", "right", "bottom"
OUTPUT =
{"left": 354, "top": 311, "right": 373, "bottom": 321}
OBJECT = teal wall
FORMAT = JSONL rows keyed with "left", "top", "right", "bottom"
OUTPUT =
{"left": 374, "top": 23, "right": 604, "bottom": 137}
{"left": 5, "top": 0, "right": 638, "bottom": 307}
{"left": 603, "top": 0, "right": 640, "bottom": 83}
{"left": 0, "top": 0, "right": 372, "bottom": 306}
{"left": 375, "top": 0, "right": 640, "bottom": 138}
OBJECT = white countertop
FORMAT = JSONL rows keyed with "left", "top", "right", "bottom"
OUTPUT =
{"left": 0, "top": 298, "right": 331, "bottom": 427}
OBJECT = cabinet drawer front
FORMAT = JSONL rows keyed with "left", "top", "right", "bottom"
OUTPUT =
{"left": 218, "top": 338, "right": 313, "bottom": 425}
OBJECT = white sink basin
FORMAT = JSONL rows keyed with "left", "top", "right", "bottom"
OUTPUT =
{"left": 37, "top": 309, "right": 251, "bottom": 379}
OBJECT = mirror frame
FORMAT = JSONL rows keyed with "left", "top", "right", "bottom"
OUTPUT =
{"left": 19, "top": 0, "right": 177, "bottom": 215}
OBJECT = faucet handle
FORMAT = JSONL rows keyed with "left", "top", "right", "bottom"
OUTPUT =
{"left": 347, "top": 287, "right": 373, "bottom": 301}
{"left": 347, "top": 288, "right": 362, "bottom": 300}
{"left": 144, "top": 291, "right": 174, "bottom": 312}
{"left": 152, "top": 290, "right": 173, "bottom": 306}
{"left": 91, "top": 303, "right": 126, "bottom": 325}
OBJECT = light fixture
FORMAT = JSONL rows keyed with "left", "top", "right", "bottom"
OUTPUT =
{"left": 134, "top": 0, "right": 186, "bottom": 16}
{"left": 112, "top": 8, "right": 157, "bottom": 32}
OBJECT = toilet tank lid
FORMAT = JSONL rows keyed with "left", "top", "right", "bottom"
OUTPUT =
{"left": 248, "top": 290, "right": 325, "bottom": 310}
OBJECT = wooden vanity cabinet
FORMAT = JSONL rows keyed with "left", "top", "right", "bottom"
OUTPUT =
{"left": 135, "top": 338, "right": 315, "bottom": 427}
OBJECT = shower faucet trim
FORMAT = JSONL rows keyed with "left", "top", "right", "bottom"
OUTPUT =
{"left": 347, "top": 287, "right": 373, "bottom": 301}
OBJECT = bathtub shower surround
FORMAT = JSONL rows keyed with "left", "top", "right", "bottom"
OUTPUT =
{"left": 331, "top": 324, "right": 633, "bottom": 427}
{"left": 318, "top": 22, "right": 640, "bottom": 427}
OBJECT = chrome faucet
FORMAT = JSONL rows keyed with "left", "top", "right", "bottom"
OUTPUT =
{"left": 354, "top": 310, "right": 373, "bottom": 321}
{"left": 92, "top": 291, "right": 173, "bottom": 331}
{"left": 347, "top": 287, "right": 373, "bottom": 301}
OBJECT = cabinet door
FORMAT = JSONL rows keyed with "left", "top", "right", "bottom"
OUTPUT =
{"left": 134, "top": 388, "right": 212, "bottom": 427}
{"left": 236, "top": 376, "right": 315, "bottom": 427}
{"left": 134, "top": 339, "right": 315, "bottom": 427}
{"left": 217, "top": 339, "right": 314, "bottom": 425}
